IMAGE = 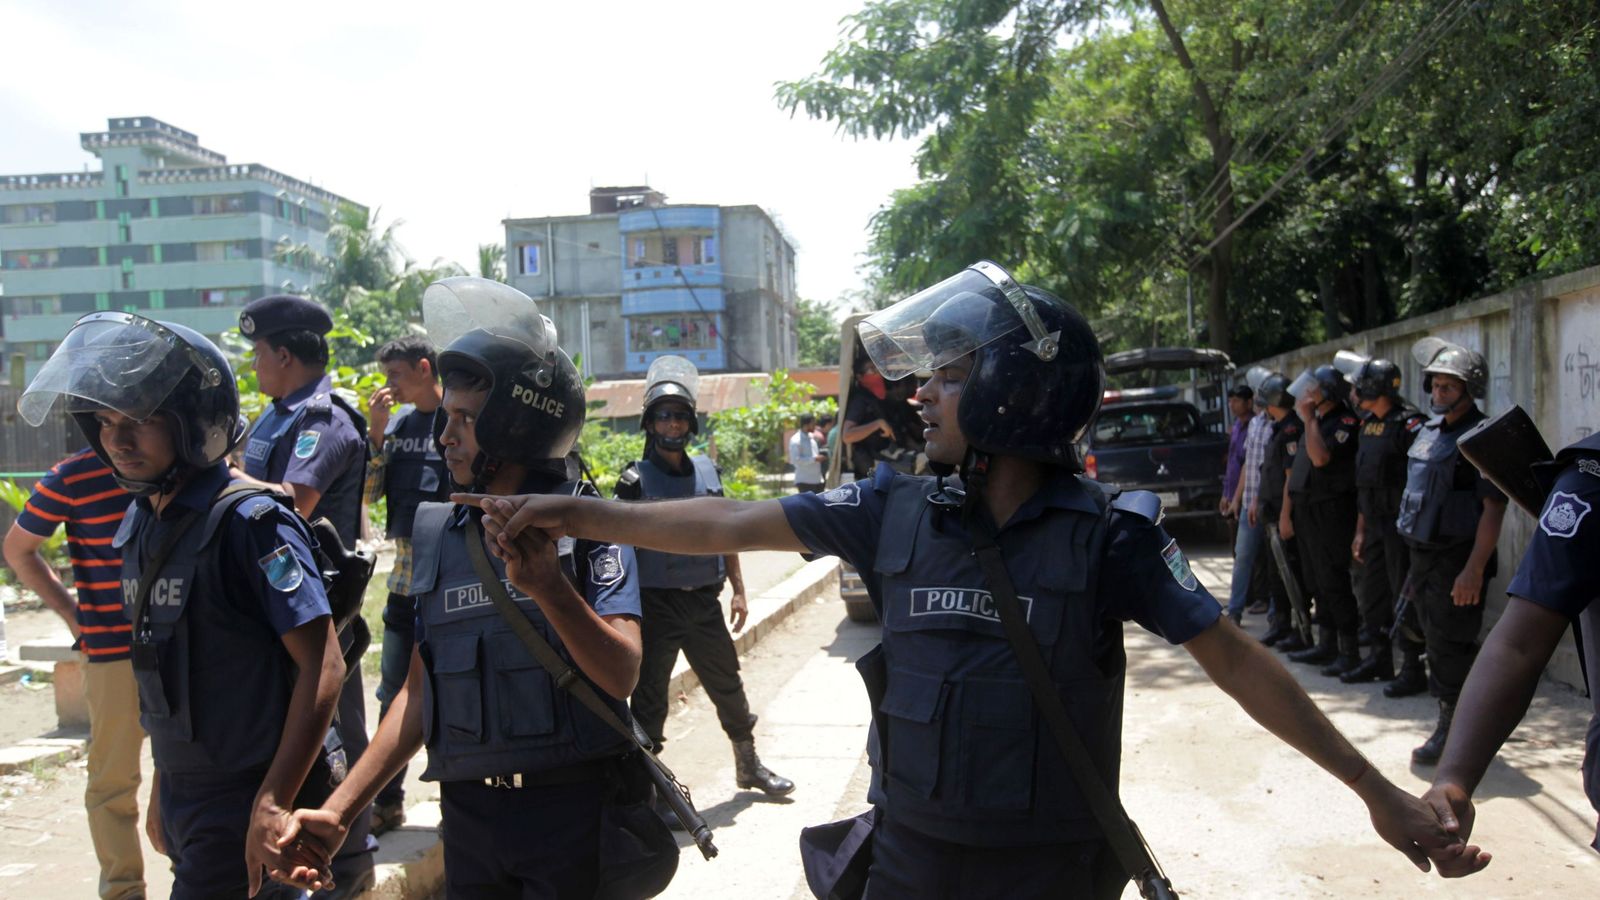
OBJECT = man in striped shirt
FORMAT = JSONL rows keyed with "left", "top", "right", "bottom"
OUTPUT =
{"left": 4, "top": 448, "right": 141, "bottom": 900}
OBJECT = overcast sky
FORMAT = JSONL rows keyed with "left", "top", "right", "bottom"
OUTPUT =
{"left": 2, "top": 0, "right": 920, "bottom": 308}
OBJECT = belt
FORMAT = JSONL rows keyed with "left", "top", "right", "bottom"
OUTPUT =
{"left": 477, "top": 759, "right": 609, "bottom": 790}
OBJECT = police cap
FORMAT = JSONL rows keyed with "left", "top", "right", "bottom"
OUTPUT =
{"left": 239, "top": 294, "right": 334, "bottom": 339}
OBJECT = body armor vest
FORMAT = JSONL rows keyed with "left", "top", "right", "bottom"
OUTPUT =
{"left": 114, "top": 484, "right": 303, "bottom": 775}
{"left": 865, "top": 474, "right": 1120, "bottom": 846}
{"left": 1288, "top": 404, "right": 1357, "bottom": 499}
{"left": 1355, "top": 406, "right": 1419, "bottom": 519}
{"left": 1397, "top": 415, "right": 1482, "bottom": 546}
{"left": 382, "top": 406, "right": 448, "bottom": 539}
{"left": 408, "top": 499, "right": 633, "bottom": 782}
{"left": 1259, "top": 413, "right": 1302, "bottom": 520}
{"left": 631, "top": 455, "right": 725, "bottom": 590}
{"left": 243, "top": 378, "right": 368, "bottom": 548}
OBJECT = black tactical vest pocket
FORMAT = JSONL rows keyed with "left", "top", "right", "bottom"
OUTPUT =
{"left": 955, "top": 677, "right": 1035, "bottom": 812}
{"left": 486, "top": 633, "right": 557, "bottom": 739}
{"left": 879, "top": 667, "right": 947, "bottom": 799}
{"left": 430, "top": 634, "right": 485, "bottom": 743}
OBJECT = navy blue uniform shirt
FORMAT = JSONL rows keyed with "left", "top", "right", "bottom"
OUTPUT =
{"left": 1506, "top": 462, "right": 1600, "bottom": 851}
{"left": 780, "top": 465, "right": 1221, "bottom": 645}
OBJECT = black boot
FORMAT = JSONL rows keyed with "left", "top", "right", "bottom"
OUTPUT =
{"left": 733, "top": 738, "right": 795, "bottom": 796}
{"left": 1384, "top": 648, "right": 1428, "bottom": 698}
{"left": 1275, "top": 630, "right": 1310, "bottom": 654}
{"left": 1320, "top": 631, "right": 1362, "bottom": 678}
{"left": 1341, "top": 642, "right": 1395, "bottom": 684}
{"left": 1411, "top": 701, "right": 1456, "bottom": 765}
{"left": 1288, "top": 627, "right": 1338, "bottom": 666}
{"left": 1259, "top": 620, "right": 1291, "bottom": 647}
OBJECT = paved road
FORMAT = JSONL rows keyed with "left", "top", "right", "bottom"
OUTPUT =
{"left": 5, "top": 535, "right": 1599, "bottom": 898}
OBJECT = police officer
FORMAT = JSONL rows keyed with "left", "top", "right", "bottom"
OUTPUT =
{"left": 19, "top": 314, "right": 346, "bottom": 899}
{"left": 615, "top": 355, "right": 794, "bottom": 803}
{"left": 363, "top": 336, "right": 450, "bottom": 833}
{"left": 1339, "top": 356, "right": 1428, "bottom": 686}
{"left": 1254, "top": 373, "right": 1307, "bottom": 650}
{"left": 1282, "top": 366, "right": 1363, "bottom": 676}
{"left": 273, "top": 278, "right": 645, "bottom": 899}
{"left": 1419, "top": 427, "right": 1600, "bottom": 877}
{"left": 465, "top": 261, "right": 1464, "bottom": 896}
{"left": 1396, "top": 339, "right": 1508, "bottom": 765}
{"left": 236, "top": 293, "right": 377, "bottom": 892}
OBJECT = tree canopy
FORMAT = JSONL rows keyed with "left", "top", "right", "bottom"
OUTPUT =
{"left": 779, "top": 0, "right": 1600, "bottom": 360}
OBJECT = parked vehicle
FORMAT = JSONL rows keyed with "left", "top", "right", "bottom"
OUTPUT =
{"left": 1080, "top": 347, "right": 1234, "bottom": 520}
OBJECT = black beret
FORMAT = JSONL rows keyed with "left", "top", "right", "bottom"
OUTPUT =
{"left": 239, "top": 294, "right": 333, "bottom": 338}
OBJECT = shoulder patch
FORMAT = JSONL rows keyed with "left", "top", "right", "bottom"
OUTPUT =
{"left": 1406, "top": 415, "right": 1426, "bottom": 433}
{"left": 1334, "top": 429, "right": 1350, "bottom": 443}
{"left": 588, "top": 544, "right": 625, "bottom": 587}
{"left": 1539, "top": 491, "right": 1592, "bottom": 539}
{"left": 294, "top": 429, "right": 320, "bottom": 459}
{"left": 1160, "top": 538, "right": 1199, "bottom": 591}
{"left": 818, "top": 481, "right": 862, "bottom": 507}
{"left": 257, "top": 544, "right": 306, "bottom": 592}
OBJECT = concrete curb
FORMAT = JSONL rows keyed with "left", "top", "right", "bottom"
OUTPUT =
{"left": 365, "top": 555, "right": 840, "bottom": 899}
{"left": 0, "top": 736, "right": 85, "bottom": 776}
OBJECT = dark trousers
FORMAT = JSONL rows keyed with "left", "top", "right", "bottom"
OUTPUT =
{"left": 375, "top": 592, "right": 416, "bottom": 807}
{"left": 325, "top": 628, "right": 376, "bottom": 895}
{"left": 865, "top": 811, "right": 1126, "bottom": 900}
{"left": 795, "top": 482, "right": 824, "bottom": 494}
{"left": 1355, "top": 514, "right": 1408, "bottom": 636}
{"left": 631, "top": 583, "right": 756, "bottom": 748}
{"left": 1291, "top": 494, "right": 1359, "bottom": 632}
{"left": 1408, "top": 541, "right": 1487, "bottom": 702}
{"left": 159, "top": 771, "right": 309, "bottom": 899}
{"left": 438, "top": 778, "right": 604, "bottom": 899}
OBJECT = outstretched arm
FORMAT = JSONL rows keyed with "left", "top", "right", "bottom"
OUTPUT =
{"left": 1184, "top": 618, "right": 1483, "bottom": 874}
{"left": 457, "top": 492, "right": 810, "bottom": 556}
{"left": 1422, "top": 595, "right": 1568, "bottom": 876}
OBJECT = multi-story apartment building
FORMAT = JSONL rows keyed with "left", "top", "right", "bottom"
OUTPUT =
{"left": 0, "top": 116, "right": 360, "bottom": 381}
{"left": 504, "top": 186, "right": 798, "bottom": 379}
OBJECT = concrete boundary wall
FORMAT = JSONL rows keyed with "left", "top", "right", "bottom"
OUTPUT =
{"left": 1240, "top": 263, "right": 1600, "bottom": 689}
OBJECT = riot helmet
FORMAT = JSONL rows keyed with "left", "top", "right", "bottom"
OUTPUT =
{"left": 1353, "top": 358, "right": 1401, "bottom": 401}
{"left": 19, "top": 312, "right": 243, "bottom": 495}
{"left": 423, "top": 277, "right": 584, "bottom": 487}
{"left": 1310, "top": 364, "right": 1348, "bottom": 405}
{"left": 1258, "top": 372, "right": 1294, "bottom": 410}
{"left": 1412, "top": 336, "right": 1487, "bottom": 399}
{"left": 639, "top": 355, "right": 700, "bottom": 451}
{"left": 859, "top": 260, "right": 1102, "bottom": 471}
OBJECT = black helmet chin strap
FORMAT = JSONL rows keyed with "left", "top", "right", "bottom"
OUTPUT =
{"left": 112, "top": 462, "right": 187, "bottom": 498}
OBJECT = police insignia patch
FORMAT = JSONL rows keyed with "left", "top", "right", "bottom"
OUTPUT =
{"left": 294, "top": 430, "right": 320, "bottom": 459}
{"left": 239, "top": 313, "right": 256, "bottom": 336}
{"left": 1160, "top": 538, "right": 1199, "bottom": 591}
{"left": 1335, "top": 429, "right": 1350, "bottom": 443}
{"left": 1579, "top": 458, "right": 1600, "bottom": 479}
{"left": 1539, "top": 491, "right": 1591, "bottom": 539}
{"left": 258, "top": 545, "right": 305, "bottom": 592}
{"left": 819, "top": 482, "right": 861, "bottom": 507}
{"left": 589, "top": 545, "right": 625, "bottom": 586}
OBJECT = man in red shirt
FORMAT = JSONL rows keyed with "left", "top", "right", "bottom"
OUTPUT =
{"left": 4, "top": 449, "right": 141, "bottom": 900}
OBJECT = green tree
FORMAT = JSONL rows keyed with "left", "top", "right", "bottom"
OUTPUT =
{"left": 796, "top": 298, "right": 841, "bottom": 367}
{"left": 478, "top": 243, "right": 507, "bottom": 282}
{"left": 318, "top": 203, "right": 403, "bottom": 307}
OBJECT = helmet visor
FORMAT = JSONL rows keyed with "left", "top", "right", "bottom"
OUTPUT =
{"left": 858, "top": 261, "right": 1031, "bottom": 381}
{"left": 644, "top": 355, "right": 700, "bottom": 405}
{"left": 1243, "top": 365, "right": 1273, "bottom": 392}
{"left": 1332, "top": 350, "right": 1369, "bottom": 379}
{"left": 1411, "top": 336, "right": 1453, "bottom": 368}
{"left": 1286, "top": 369, "right": 1317, "bottom": 400}
{"left": 18, "top": 313, "right": 205, "bottom": 426}
{"left": 423, "top": 277, "right": 557, "bottom": 359}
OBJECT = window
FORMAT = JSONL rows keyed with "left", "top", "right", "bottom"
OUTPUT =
{"left": 1091, "top": 404, "right": 1201, "bottom": 447}
{"left": 627, "top": 314, "right": 720, "bottom": 353}
{"left": 121, "top": 270, "right": 134, "bottom": 290}
{"left": 5, "top": 295, "right": 62, "bottom": 315}
{"left": 517, "top": 243, "right": 541, "bottom": 276}
{"left": 196, "top": 240, "right": 252, "bottom": 262}
{"left": 193, "top": 194, "right": 248, "bottom": 215}
{"left": 1, "top": 204, "right": 55, "bottom": 224}
{"left": 1, "top": 249, "right": 59, "bottom": 270}
{"left": 625, "top": 231, "right": 715, "bottom": 268}
{"left": 199, "top": 287, "right": 251, "bottom": 306}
